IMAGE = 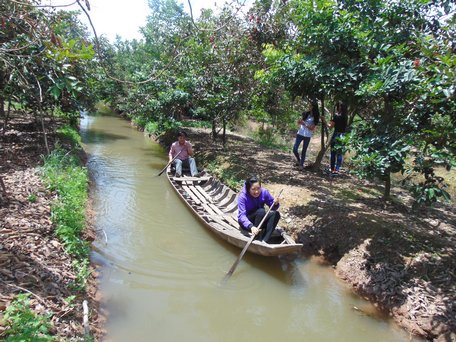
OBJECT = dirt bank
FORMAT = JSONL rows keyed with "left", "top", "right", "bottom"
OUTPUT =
{"left": 0, "top": 114, "right": 103, "bottom": 340}
{"left": 161, "top": 126, "right": 456, "bottom": 341}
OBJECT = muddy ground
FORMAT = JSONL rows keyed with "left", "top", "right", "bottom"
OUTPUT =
{"left": 161, "top": 126, "right": 456, "bottom": 341}
{"left": 0, "top": 114, "right": 103, "bottom": 340}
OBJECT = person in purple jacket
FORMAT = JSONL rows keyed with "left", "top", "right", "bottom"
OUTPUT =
{"left": 237, "top": 175, "right": 281, "bottom": 243}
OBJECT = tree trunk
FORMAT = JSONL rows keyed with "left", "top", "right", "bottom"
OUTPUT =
{"left": 211, "top": 119, "right": 217, "bottom": 141}
{"left": 38, "top": 105, "right": 50, "bottom": 155}
{"left": 383, "top": 172, "right": 391, "bottom": 200}
{"left": 2, "top": 100, "right": 11, "bottom": 136}
{"left": 348, "top": 108, "right": 356, "bottom": 127}
{"left": 222, "top": 116, "right": 227, "bottom": 147}
{"left": 0, "top": 69, "right": 5, "bottom": 120}
{"left": 313, "top": 97, "right": 327, "bottom": 168}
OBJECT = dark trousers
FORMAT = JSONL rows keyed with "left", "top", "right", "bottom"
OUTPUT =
{"left": 330, "top": 132, "right": 344, "bottom": 171}
{"left": 293, "top": 134, "right": 311, "bottom": 166}
{"left": 247, "top": 208, "right": 281, "bottom": 242}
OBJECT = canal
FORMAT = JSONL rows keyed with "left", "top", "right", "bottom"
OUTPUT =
{"left": 80, "top": 111, "right": 420, "bottom": 341}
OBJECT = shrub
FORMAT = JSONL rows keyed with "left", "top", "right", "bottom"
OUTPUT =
{"left": 3, "top": 294, "right": 53, "bottom": 342}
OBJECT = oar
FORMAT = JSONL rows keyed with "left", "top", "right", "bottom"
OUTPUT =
{"left": 223, "top": 189, "right": 283, "bottom": 283}
{"left": 158, "top": 149, "right": 183, "bottom": 176}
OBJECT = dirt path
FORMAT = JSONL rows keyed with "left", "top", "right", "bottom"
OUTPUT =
{"left": 162, "top": 127, "right": 456, "bottom": 341}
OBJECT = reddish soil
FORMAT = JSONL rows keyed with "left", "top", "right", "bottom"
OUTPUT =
{"left": 161, "top": 126, "right": 456, "bottom": 341}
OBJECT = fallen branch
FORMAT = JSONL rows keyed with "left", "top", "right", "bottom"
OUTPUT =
{"left": 83, "top": 300, "right": 90, "bottom": 338}
{"left": 1, "top": 280, "right": 47, "bottom": 305}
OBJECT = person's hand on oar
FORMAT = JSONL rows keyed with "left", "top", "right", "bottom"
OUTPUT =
{"left": 157, "top": 150, "right": 182, "bottom": 176}
{"left": 249, "top": 195, "right": 279, "bottom": 237}
{"left": 223, "top": 188, "right": 283, "bottom": 283}
{"left": 250, "top": 226, "right": 260, "bottom": 236}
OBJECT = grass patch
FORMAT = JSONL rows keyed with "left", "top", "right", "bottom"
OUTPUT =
{"left": 41, "top": 147, "right": 89, "bottom": 261}
{"left": 40, "top": 130, "right": 91, "bottom": 292}
{"left": 251, "top": 128, "right": 289, "bottom": 152}
{"left": 57, "top": 124, "right": 82, "bottom": 146}
{"left": 205, "top": 160, "right": 243, "bottom": 190}
{"left": 27, "top": 193, "right": 37, "bottom": 203}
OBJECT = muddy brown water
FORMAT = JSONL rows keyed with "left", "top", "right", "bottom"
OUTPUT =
{"left": 81, "top": 112, "right": 422, "bottom": 342}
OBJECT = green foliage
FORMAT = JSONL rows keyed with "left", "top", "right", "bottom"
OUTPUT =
{"left": 252, "top": 127, "right": 289, "bottom": 151}
{"left": 143, "top": 117, "right": 209, "bottom": 136}
{"left": 145, "top": 121, "right": 160, "bottom": 135}
{"left": 205, "top": 160, "right": 243, "bottom": 190}
{"left": 27, "top": 194, "right": 37, "bottom": 203}
{"left": 69, "top": 259, "right": 91, "bottom": 292}
{"left": 408, "top": 155, "right": 451, "bottom": 206}
{"left": 57, "top": 125, "right": 82, "bottom": 146}
{"left": 131, "top": 115, "right": 149, "bottom": 129}
{"left": 348, "top": 121, "right": 410, "bottom": 179}
{"left": 63, "top": 295, "right": 76, "bottom": 306}
{"left": 90, "top": 0, "right": 455, "bottom": 204}
{"left": 41, "top": 148, "right": 90, "bottom": 263}
{"left": 0, "top": 2, "right": 97, "bottom": 117}
{"left": 3, "top": 294, "right": 53, "bottom": 342}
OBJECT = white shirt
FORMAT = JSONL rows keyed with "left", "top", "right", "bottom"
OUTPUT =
{"left": 297, "top": 116, "right": 315, "bottom": 137}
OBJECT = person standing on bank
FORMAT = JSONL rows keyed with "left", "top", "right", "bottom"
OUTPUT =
{"left": 292, "top": 102, "right": 320, "bottom": 170}
{"left": 327, "top": 102, "right": 348, "bottom": 175}
{"left": 238, "top": 175, "right": 281, "bottom": 243}
{"left": 168, "top": 130, "right": 199, "bottom": 177}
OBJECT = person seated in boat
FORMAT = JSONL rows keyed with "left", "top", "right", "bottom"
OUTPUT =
{"left": 237, "top": 175, "right": 281, "bottom": 243}
{"left": 168, "top": 130, "right": 200, "bottom": 177}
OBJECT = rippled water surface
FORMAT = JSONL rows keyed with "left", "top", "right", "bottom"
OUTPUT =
{"left": 81, "top": 113, "right": 421, "bottom": 342}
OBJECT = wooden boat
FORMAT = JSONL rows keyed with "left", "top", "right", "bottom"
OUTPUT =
{"left": 166, "top": 168, "right": 303, "bottom": 256}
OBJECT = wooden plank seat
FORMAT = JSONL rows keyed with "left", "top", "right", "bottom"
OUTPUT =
{"left": 204, "top": 215, "right": 236, "bottom": 231}
{"left": 173, "top": 176, "right": 211, "bottom": 182}
{"left": 201, "top": 202, "right": 218, "bottom": 216}
{"left": 185, "top": 185, "right": 210, "bottom": 206}
{"left": 181, "top": 185, "right": 202, "bottom": 205}
{"left": 194, "top": 185, "right": 214, "bottom": 203}
{"left": 205, "top": 202, "right": 226, "bottom": 216}
{"left": 223, "top": 214, "right": 239, "bottom": 228}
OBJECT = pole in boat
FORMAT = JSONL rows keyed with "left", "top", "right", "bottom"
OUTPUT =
{"left": 223, "top": 189, "right": 283, "bottom": 283}
{"left": 158, "top": 149, "right": 183, "bottom": 176}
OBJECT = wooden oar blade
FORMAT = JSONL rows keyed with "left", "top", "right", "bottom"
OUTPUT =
{"left": 222, "top": 235, "right": 255, "bottom": 283}
{"left": 222, "top": 269, "right": 234, "bottom": 284}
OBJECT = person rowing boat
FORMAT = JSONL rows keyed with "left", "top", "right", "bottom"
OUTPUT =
{"left": 237, "top": 175, "right": 281, "bottom": 243}
{"left": 168, "top": 130, "right": 201, "bottom": 178}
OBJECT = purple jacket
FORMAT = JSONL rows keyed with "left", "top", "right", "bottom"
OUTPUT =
{"left": 237, "top": 184, "right": 279, "bottom": 230}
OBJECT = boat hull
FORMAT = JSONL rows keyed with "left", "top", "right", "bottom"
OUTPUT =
{"left": 166, "top": 169, "right": 303, "bottom": 256}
